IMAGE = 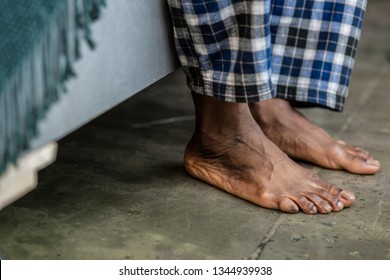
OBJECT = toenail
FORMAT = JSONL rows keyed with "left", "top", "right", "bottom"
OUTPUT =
{"left": 324, "top": 204, "right": 332, "bottom": 212}
{"left": 366, "top": 159, "right": 380, "bottom": 166}
{"left": 286, "top": 205, "right": 299, "bottom": 213}
{"left": 336, "top": 200, "right": 344, "bottom": 209}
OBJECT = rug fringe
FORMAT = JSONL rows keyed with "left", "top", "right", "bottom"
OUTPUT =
{"left": 0, "top": 0, "right": 106, "bottom": 174}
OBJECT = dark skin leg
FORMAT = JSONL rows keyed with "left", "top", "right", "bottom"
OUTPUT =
{"left": 249, "top": 98, "right": 380, "bottom": 175}
{"left": 184, "top": 93, "right": 355, "bottom": 214}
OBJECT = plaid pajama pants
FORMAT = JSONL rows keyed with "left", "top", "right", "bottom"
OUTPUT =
{"left": 167, "top": 0, "right": 366, "bottom": 111}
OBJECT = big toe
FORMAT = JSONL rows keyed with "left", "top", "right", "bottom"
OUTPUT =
{"left": 335, "top": 142, "right": 380, "bottom": 174}
{"left": 343, "top": 155, "right": 380, "bottom": 174}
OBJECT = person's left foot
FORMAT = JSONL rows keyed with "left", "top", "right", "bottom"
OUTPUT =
{"left": 249, "top": 98, "right": 380, "bottom": 175}
{"left": 185, "top": 94, "right": 355, "bottom": 214}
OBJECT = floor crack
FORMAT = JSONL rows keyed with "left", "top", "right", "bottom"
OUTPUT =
{"left": 247, "top": 214, "right": 286, "bottom": 260}
{"left": 371, "top": 175, "right": 389, "bottom": 229}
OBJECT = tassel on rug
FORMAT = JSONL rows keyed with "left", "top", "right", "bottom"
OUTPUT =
{"left": 0, "top": 0, "right": 106, "bottom": 175}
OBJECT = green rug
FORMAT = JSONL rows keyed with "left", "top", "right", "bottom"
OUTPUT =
{"left": 0, "top": 0, "right": 106, "bottom": 174}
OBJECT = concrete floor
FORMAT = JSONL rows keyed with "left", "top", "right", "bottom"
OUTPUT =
{"left": 0, "top": 0, "right": 389, "bottom": 260}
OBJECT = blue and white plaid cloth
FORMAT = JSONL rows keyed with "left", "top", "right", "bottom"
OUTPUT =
{"left": 168, "top": 0, "right": 366, "bottom": 111}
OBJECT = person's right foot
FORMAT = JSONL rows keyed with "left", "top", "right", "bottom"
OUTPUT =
{"left": 185, "top": 94, "right": 355, "bottom": 214}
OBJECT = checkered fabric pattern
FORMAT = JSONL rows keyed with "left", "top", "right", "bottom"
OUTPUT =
{"left": 167, "top": 0, "right": 366, "bottom": 111}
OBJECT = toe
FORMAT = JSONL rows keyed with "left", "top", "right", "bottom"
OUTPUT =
{"left": 352, "top": 146, "right": 370, "bottom": 156}
{"left": 279, "top": 197, "right": 300, "bottom": 213}
{"left": 366, "top": 158, "right": 380, "bottom": 168}
{"left": 327, "top": 185, "right": 349, "bottom": 211}
{"left": 315, "top": 185, "right": 346, "bottom": 212}
{"left": 340, "top": 190, "right": 356, "bottom": 208}
{"left": 352, "top": 157, "right": 380, "bottom": 174}
{"left": 305, "top": 194, "right": 332, "bottom": 214}
{"left": 295, "top": 196, "right": 318, "bottom": 214}
{"left": 333, "top": 141, "right": 380, "bottom": 174}
{"left": 341, "top": 151, "right": 380, "bottom": 175}
{"left": 339, "top": 140, "right": 370, "bottom": 156}
{"left": 352, "top": 148, "right": 371, "bottom": 160}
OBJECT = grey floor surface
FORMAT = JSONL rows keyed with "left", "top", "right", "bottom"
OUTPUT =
{"left": 0, "top": 1, "right": 389, "bottom": 260}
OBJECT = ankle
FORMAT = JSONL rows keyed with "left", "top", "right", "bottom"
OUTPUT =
{"left": 193, "top": 94, "right": 257, "bottom": 136}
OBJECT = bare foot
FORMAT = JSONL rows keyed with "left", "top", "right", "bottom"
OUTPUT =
{"left": 185, "top": 94, "right": 355, "bottom": 214}
{"left": 249, "top": 98, "right": 380, "bottom": 175}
